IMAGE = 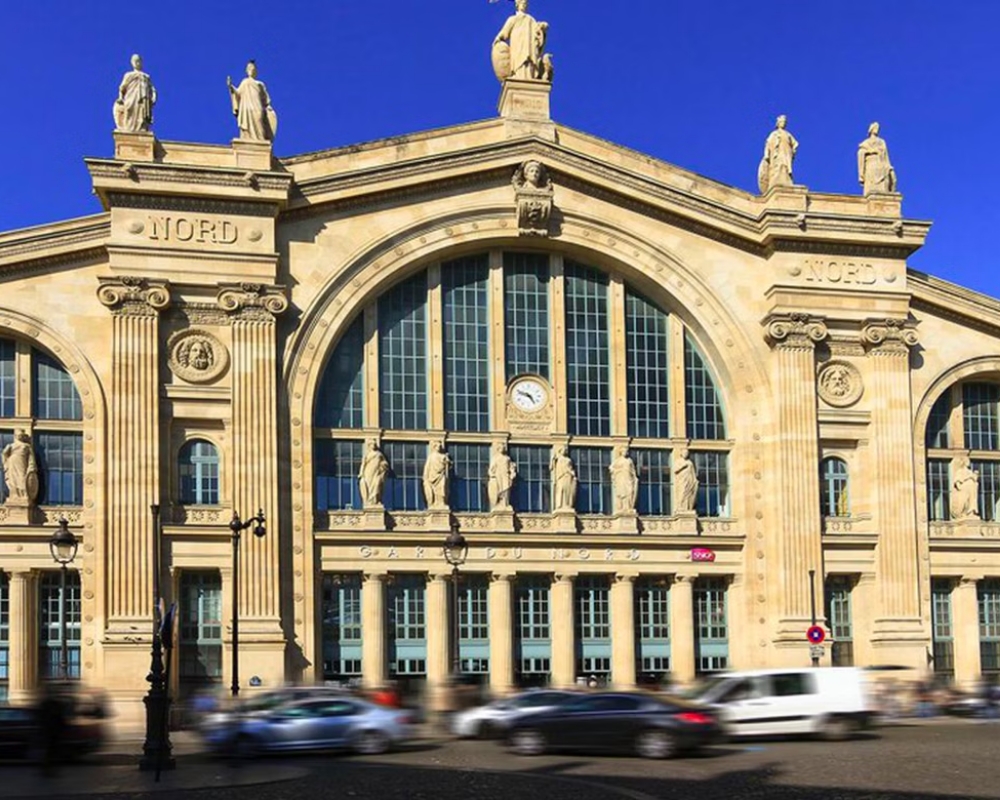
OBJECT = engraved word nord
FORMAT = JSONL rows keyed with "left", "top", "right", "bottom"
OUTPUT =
{"left": 804, "top": 260, "right": 877, "bottom": 285}
{"left": 147, "top": 216, "right": 238, "bottom": 245}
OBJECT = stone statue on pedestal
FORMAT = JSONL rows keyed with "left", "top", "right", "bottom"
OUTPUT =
{"left": 950, "top": 455, "right": 980, "bottom": 520}
{"left": 512, "top": 160, "right": 554, "bottom": 237}
{"left": 227, "top": 61, "right": 277, "bottom": 142}
{"left": 488, "top": 441, "right": 517, "bottom": 510}
{"left": 2, "top": 430, "right": 39, "bottom": 506}
{"left": 757, "top": 115, "right": 799, "bottom": 194}
{"left": 858, "top": 122, "right": 897, "bottom": 195}
{"left": 358, "top": 438, "right": 389, "bottom": 507}
{"left": 609, "top": 445, "right": 638, "bottom": 514}
{"left": 492, "top": 0, "right": 553, "bottom": 82}
{"left": 551, "top": 444, "right": 577, "bottom": 511}
{"left": 673, "top": 446, "right": 698, "bottom": 514}
{"left": 423, "top": 439, "right": 451, "bottom": 510}
{"left": 113, "top": 54, "right": 156, "bottom": 133}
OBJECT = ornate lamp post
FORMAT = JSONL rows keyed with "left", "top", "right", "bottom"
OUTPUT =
{"left": 229, "top": 509, "right": 266, "bottom": 698}
{"left": 140, "top": 504, "right": 174, "bottom": 773}
{"left": 48, "top": 518, "right": 79, "bottom": 682}
{"left": 443, "top": 525, "right": 468, "bottom": 680}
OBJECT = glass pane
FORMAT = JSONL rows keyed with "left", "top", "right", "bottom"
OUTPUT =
{"left": 179, "top": 571, "right": 223, "bottom": 681}
{"left": 315, "top": 440, "right": 363, "bottom": 510}
{"left": 443, "top": 256, "right": 490, "bottom": 432}
{"left": 0, "top": 339, "right": 14, "bottom": 417}
{"left": 626, "top": 293, "right": 670, "bottom": 439}
{"left": 925, "top": 392, "right": 950, "bottom": 449}
{"left": 315, "top": 315, "right": 364, "bottom": 429}
{"left": 38, "top": 572, "right": 81, "bottom": 680}
{"left": 926, "top": 459, "right": 950, "bottom": 522}
{"left": 569, "top": 447, "right": 611, "bottom": 514}
{"left": 820, "top": 457, "right": 850, "bottom": 518}
{"left": 635, "top": 449, "right": 671, "bottom": 515}
{"left": 322, "top": 573, "right": 363, "bottom": 679}
{"left": 509, "top": 445, "right": 550, "bottom": 513}
{"left": 449, "top": 443, "right": 490, "bottom": 512}
{"left": 33, "top": 351, "right": 82, "bottom": 421}
{"left": 383, "top": 441, "right": 427, "bottom": 511}
{"left": 179, "top": 439, "right": 220, "bottom": 505}
{"left": 964, "top": 383, "right": 1000, "bottom": 451}
{"left": 685, "top": 336, "right": 725, "bottom": 441}
{"left": 379, "top": 273, "right": 428, "bottom": 430}
{"left": 564, "top": 262, "right": 609, "bottom": 437}
{"left": 35, "top": 432, "right": 84, "bottom": 506}
{"left": 504, "top": 253, "right": 550, "bottom": 381}
{"left": 692, "top": 451, "right": 728, "bottom": 517}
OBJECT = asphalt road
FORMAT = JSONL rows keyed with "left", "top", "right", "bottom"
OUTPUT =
{"left": 17, "top": 720, "right": 1000, "bottom": 800}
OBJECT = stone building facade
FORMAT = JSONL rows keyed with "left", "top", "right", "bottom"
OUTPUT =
{"left": 0, "top": 76, "right": 998, "bottom": 723}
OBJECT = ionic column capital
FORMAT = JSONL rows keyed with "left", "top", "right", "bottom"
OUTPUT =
{"left": 861, "top": 317, "right": 919, "bottom": 355}
{"left": 97, "top": 276, "right": 170, "bottom": 316}
{"left": 764, "top": 312, "right": 828, "bottom": 350}
{"left": 673, "top": 573, "right": 698, "bottom": 585}
{"left": 217, "top": 282, "right": 289, "bottom": 321}
{"left": 362, "top": 570, "right": 388, "bottom": 583}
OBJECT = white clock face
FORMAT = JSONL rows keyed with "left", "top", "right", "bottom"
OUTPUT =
{"left": 511, "top": 378, "right": 548, "bottom": 412}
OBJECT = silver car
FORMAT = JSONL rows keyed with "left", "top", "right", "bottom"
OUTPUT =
{"left": 451, "top": 690, "right": 576, "bottom": 739}
{"left": 205, "top": 696, "right": 411, "bottom": 756}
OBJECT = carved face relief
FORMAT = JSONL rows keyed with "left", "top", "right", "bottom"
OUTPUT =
{"left": 817, "top": 360, "right": 864, "bottom": 407}
{"left": 168, "top": 329, "right": 229, "bottom": 384}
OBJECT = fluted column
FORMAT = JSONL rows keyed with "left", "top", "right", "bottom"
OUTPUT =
{"left": 361, "top": 572, "right": 387, "bottom": 688}
{"left": 610, "top": 575, "right": 636, "bottom": 688}
{"left": 550, "top": 573, "right": 575, "bottom": 688}
{"left": 425, "top": 573, "right": 450, "bottom": 711}
{"left": 952, "top": 577, "right": 982, "bottom": 688}
{"left": 764, "top": 314, "right": 827, "bottom": 633}
{"left": 863, "top": 320, "right": 922, "bottom": 628}
{"left": 670, "top": 574, "right": 696, "bottom": 683}
{"left": 218, "top": 284, "right": 288, "bottom": 627}
{"left": 7, "top": 570, "right": 36, "bottom": 703}
{"left": 488, "top": 573, "right": 514, "bottom": 696}
{"left": 97, "top": 278, "right": 170, "bottom": 629}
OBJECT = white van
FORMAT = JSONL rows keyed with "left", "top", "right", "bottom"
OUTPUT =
{"left": 693, "top": 667, "right": 875, "bottom": 741}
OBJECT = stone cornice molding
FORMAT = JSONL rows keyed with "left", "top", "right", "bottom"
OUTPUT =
{"left": 217, "top": 282, "right": 289, "bottom": 321}
{"left": 861, "top": 318, "right": 918, "bottom": 355}
{"left": 764, "top": 312, "right": 829, "bottom": 350}
{"left": 97, "top": 276, "right": 171, "bottom": 316}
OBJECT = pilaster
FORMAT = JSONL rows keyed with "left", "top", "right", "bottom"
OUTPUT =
{"left": 764, "top": 313, "right": 827, "bottom": 642}
{"left": 550, "top": 573, "right": 575, "bottom": 688}
{"left": 488, "top": 251, "right": 508, "bottom": 430}
{"left": 7, "top": 570, "right": 36, "bottom": 704}
{"left": 550, "top": 256, "right": 568, "bottom": 434}
{"left": 670, "top": 574, "right": 696, "bottom": 683}
{"left": 952, "top": 577, "right": 982, "bottom": 688}
{"left": 361, "top": 572, "right": 387, "bottom": 689}
{"left": 852, "top": 573, "right": 877, "bottom": 667}
{"left": 98, "top": 277, "right": 170, "bottom": 634}
{"left": 610, "top": 574, "right": 636, "bottom": 688}
{"left": 425, "top": 573, "right": 450, "bottom": 712}
{"left": 608, "top": 276, "right": 628, "bottom": 437}
{"left": 488, "top": 573, "right": 514, "bottom": 696}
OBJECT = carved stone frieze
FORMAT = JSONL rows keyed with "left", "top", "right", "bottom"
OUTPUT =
{"left": 764, "top": 312, "right": 828, "bottom": 350}
{"left": 512, "top": 160, "right": 554, "bottom": 237}
{"left": 217, "top": 282, "right": 289, "bottom": 320}
{"left": 167, "top": 505, "right": 230, "bottom": 525}
{"left": 171, "top": 303, "right": 232, "bottom": 327}
{"left": 862, "top": 318, "right": 919, "bottom": 355}
{"left": 167, "top": 329, "right": 229, "bottom": 384}
{"left": 97, "top": 276, "right": 170, "bottom": 316}
{"left": 817, "top": 360, "right": 864, "bottom": 407}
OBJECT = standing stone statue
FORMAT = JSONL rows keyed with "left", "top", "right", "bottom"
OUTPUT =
{"left": 492, "top": 0, "right": 553, "bottom": 82}
{"left": 113, "top": 54, "right": 156, "bottom": 133}
{"left": 227, "top": 61, "right": 278, "bottom": 142}
{"left": 757, "top": 115, "right": 799, "bottom": 194}
{"left": 423, "top": 439, "right": 452, "bottom": 510}
{"left": 672, "top": 446, "right": 698, "bottom": 514}
{"left": 609, "top": 445, "right": 638, "bottom": 514}
{"left": 857, "top": 122, "right": 897, "bottom": 195}
{"left": 950, "top": 455, "right": 980, "bottom": 520}
{"left": 358, "top": 438, "right": 389, "bottom": 507}
{"left": 550, "top": 444, "right": 577, "bottom": 511}
{"left": 2, "top": 430, "right": 39, "bottom": 506}
{"left": 488, "top": 441, "right": 517, "bottom": 510}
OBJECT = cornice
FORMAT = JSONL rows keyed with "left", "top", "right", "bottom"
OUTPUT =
{"left": 0, "top": 215, "right": 110, "bottom": 276}
{"left": 909, "top": 269, "right": 1000, "bottom": 337}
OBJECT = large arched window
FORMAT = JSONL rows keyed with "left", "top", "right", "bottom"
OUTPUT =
{"left": 313, "top": 251, "right": 730, "bottom": 518}
{"left": 820, "top": 457, "right": 850, "bottom": 518}
{"left": 925, "top": 381, "right": 1000, "bottom": 522}
{"left": 0, "top": 339, "right": 84, "bottom": 507}
{"left": 178, "top": 439, "right": 220, "bottom": 506}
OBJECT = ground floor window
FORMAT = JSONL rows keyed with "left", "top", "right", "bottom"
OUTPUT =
{"left": 931, "top": 579, "right": 955, "bottom": 678}
{"left": 388, "top": 574, "right": 426, "bottom": 676}
{"left": 575, "top": 575, "right": 611, "bottom": 681}
{"left": 457, "top": 574, "right": 489, "bottom": 674}
{"left": 322, "top": 573, "right": 363, "bottom": 682}
{"left": 515, "top": 575, "right": 551, "bottom": 687}
{"left": 825, "top": 576, "right": 854, "bottom": 667}
{"left": 635, "top": 576, "right": 670, "bottom": 682}
{"left": 980, "top": 578, "right": 1000, "bottom": 676}
{"left": 0, "top": 572, "right": 8, "bottom": 701}
{"left": 694, "top": 577, "right": 728, "bottom": 674}
{"left": 178, "top": 571, "right": 223, "bottom": 692}
{"left": 39, "top": 571, "right": 80, "bottom": 680}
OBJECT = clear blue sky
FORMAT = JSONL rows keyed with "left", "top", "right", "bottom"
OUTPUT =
{"left": 2, "top": 1, "right": 998, "bottom": 297}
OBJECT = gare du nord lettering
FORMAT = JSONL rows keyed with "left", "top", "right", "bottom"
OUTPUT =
{"left": 803, "top": 259, "right": 878, "bottom": 285}
{"left": 146, "top": 215, "right": 239, "bottom": 245}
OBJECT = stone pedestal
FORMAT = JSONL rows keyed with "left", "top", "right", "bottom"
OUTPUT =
{"left": 426, "top": 509, "right": 452, "bottom": 533}
{"left": 552, "top": 509, "right": 577, "bottom": 535}
{"left": 672, "top": 512, "right": 698, "bottom": 535}
{"left": 0, "top": 503, "right": 31, "bottom": 525}
{"left": 114, "top": 130, "right": 156, "bottom": 161}
{"left": 360, "top": 508, "right": 388, "bottom": 531}
{"left": 490, "top": 509, "right": 516, "bottom": 534}
{"left": 612, "top": 512, "right": 639, "bottom": 534}
{"left": 231, "top": 138, "right": 273, "bottom": 171}
{"left": 498, "top": 79, "right": 556, "bottom": 141}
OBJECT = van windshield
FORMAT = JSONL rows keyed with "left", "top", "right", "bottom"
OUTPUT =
{"left": 678, "top": 675, "right": 732, "bottom": 701}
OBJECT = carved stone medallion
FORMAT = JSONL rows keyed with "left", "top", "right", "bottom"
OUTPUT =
{"left": 167, "top": 329, "right": 229, "bottom": 384}
{"left": 817, "top": 360, "right": 863, "bottom": 407}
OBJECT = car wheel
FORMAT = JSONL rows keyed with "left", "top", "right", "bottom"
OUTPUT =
{"left": 820, "top": 715, "right": 852, "bottom": 742}
{"left": 636, "top": 729, "right": 677, "bottom": 760}
{"left": 354, "top": 730, "right": 390, "bottom": 755}
{"left": 510, "top": 728, "right": 546, "bottom": 756}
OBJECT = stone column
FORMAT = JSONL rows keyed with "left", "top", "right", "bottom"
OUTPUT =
{"left": 550, "top": 573, "right": 575, "bottom": 688}
{"left": 670, "top": 574, "right": 696, "bottom": 683}
{"left": 550, "top": 256, "right": 568, "bottom": 434}
{"left": 610, "top": 575, "right": 636, "bottom": 689}
{"left": 488, "top": 574, "right": 514, "bottom": 696}
{"left": 425, "top": 573, "right": 450, "bottom": 712}
{"left": 862, "top": 320, "right": 924, "bottom": 665}
{"left": 361, "top": 572, "right": 387, "bottom": 689}
{"left": 852, "top": 573, "right": 877, "bottom": 667}
{"left": 7, "top": 570, "right": 36, "bottom": 704}
{"left": 764, "top": 314, "right": 828, "bottom": 645}
{"left": 952, "top": 577, "right": 982, "bottom": 688}
{"left": 97, "top": 278, "right": 170, "bottom": 634}
{"left": 217, "top": 284, "right": 289, "bottom": 679}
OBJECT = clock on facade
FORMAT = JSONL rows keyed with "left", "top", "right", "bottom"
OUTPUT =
{"left": 509, "top": 376, "right": 549, "bottom": 413}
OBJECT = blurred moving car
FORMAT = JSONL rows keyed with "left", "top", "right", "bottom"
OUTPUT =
{"left": 203, "top": 696, "right": 411, "bottom": 757}
{"left": 694, "top": 667, "right": 875, "bottom": 741}
{"left": 198, "top": 684, "right": 350, "bottom": 734}
{"left": 506, "top": 692, "right": 720, "bottom": 759}
{"left": 0, "top": 689, "right": 107, "bottom": 761}
{"left": 451, "top": 689, "right": 576, "bottom": 739}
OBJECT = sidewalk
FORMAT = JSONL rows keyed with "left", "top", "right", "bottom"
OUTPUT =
{"left": 5, "top": 730, "right": 310, "bottom": 798}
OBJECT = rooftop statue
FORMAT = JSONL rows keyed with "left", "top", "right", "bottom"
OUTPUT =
{"left": 113, "top": 54, "right": 156, "bottom": 133}
{"left": 858, "top": 122, "right": 897, "bottom": 195}
{"left": 757, "top": 115, "right": 798, "bottom": 194}
{"left": 492, "top": 0, "right": 553, "bottom": 83}
{"left": 227, "top": 61, "right": 278, "bottom": 142}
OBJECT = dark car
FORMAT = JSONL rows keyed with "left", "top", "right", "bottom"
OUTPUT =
{"left": 506, "top": 691, "right": 720, "bottom": 759}
{"left": 0, "top": 691, "right": 107, "bottom": 761}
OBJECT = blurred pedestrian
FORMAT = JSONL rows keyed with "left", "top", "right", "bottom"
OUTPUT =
{"left": 37, "top": 683, "right": 68, "bottom": 776}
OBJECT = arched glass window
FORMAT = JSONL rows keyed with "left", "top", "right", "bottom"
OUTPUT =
{"left": 684, "top": 335, "right": 725, "bottom": 440}
{"left": 179, "top": 439, "right": 220, "bottom": 506}
{"left": 820, "top": 457, "right": 850, "bottom": 518}
{"left": 315, "top": 316, "right": 364, "bottom": 429}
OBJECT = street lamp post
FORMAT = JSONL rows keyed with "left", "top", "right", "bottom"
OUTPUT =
{"left": 443, "top": 525, "right": 468, "bottom": 681}
{"left": 229, "top": 509, "right": 266, "bottom": 698}
{"left": 48, "top": 518, "right": 79, "bottom": 682}
{"left": 809, "top": 568, "right": 819, "bottom": 668}
{"left": 140, "top": 504, "right": 174, "bottom": 773}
